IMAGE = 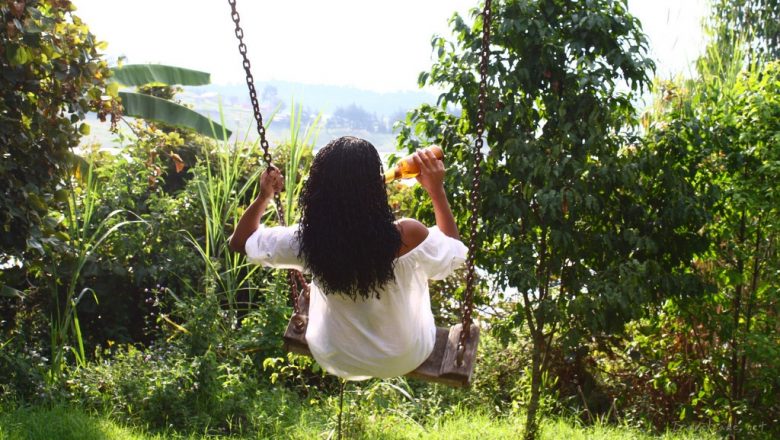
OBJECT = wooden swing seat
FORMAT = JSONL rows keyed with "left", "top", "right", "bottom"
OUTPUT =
{"left": 282, "top": 292, "right": 479, "bottom": 388}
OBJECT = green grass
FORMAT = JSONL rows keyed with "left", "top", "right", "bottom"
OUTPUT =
{"left": 0, "top": 405, "right": 145, "bottom": 440}
{"left": 0, "top": 404, "right": 716, "bottom": 440}
{"left": 334, "top": 412, "right": 715, "bottom": 440}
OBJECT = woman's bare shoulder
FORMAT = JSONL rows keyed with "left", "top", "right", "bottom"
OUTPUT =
{"left": 395, "top": 218, "right": 429, "bottom": 258}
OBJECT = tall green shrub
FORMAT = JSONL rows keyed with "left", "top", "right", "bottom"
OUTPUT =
{"left": 617, "top": 1, "right": 780, "bottom": 436}
{"left": 398, "top": 1, "right": 708, "bottom": 437}
{"left": 636, "top": 61, "right": 780, "bottom": 438}
{"left": 0, "top": 0, "right": 119, "bottom": 264}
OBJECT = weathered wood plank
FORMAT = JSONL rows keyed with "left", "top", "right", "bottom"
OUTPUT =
{"left": 439, "top": 323, "right": 480, "bottom": 386}
{"left": 282, "top": 293, "right": 310, "bottom": 355}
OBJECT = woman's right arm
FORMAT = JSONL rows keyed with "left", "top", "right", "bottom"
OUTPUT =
{"left": 228, "top": 167, "right": 283, "bottom": 254}
{"left": 413, "top": 149, "right": 459, "bottom": 240}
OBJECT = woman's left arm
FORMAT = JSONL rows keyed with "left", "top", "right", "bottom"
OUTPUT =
{"left": 228, "top": 167, "right": 283, "bottom": 254}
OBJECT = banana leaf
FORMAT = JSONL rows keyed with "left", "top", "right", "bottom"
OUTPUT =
{"left": 111, "top": 64, "right": 211, "bottom": 87}
{"left": 119, "top": 91, "right": 232, "bottom": 140}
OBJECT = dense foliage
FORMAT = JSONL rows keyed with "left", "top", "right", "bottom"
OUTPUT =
{"left": 617, "top": 58, "right": 780, "bottom": 440}
{"left": 707, "top": 0, "right": 780, "bottom": 60}
{"left": 398, "top": 1, "right": 712, "bottom": 437}
{"left": 1, "top": 0, "right": 778, "bottom": 439}
{"left": 0, "top": 0, "right": 119, "bottom": 261}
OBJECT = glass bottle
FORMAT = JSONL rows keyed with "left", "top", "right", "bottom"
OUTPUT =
{"left": 384, "top": 145, "right": 444, "bottom": 183}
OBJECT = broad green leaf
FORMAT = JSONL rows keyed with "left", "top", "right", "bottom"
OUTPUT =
{"left": 106, "top": 81, "right": 120, "bottom": 97}
{"left": 119, "top": 91, "right": 232, "bottom": 140}
{"left": 9, "top": 45, "right": 31, "bottom": 65}
{"left": 0, "top": 285, "right": 25, "bottom": 299}
{"left": 111, "top": 64, "right": 211, "bottom": 87}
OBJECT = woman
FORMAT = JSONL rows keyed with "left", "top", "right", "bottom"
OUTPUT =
{"left": 229, "top": 136, "right": 466, "bottom": 380}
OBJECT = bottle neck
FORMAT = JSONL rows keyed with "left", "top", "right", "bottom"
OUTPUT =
{"left": 384, "top": 168, "right": 400, "bottom": 183}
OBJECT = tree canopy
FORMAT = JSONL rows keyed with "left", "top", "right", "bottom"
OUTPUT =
{"left": 398, "top": 1, "right": 710, "bottom": 437}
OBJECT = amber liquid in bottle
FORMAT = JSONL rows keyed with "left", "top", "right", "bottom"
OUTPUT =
{"left": 384, "top": 145, "right": 444, "bottom": 183}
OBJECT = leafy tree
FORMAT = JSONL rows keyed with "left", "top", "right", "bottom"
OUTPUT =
{"left": 0, "top": 0, "right": 120, "bottom": 267}
{"left": 398, "top": 1, "right": 708, "bottom": 437}
{"left": 703, "top": 60, "right": 780, "bottom": 440}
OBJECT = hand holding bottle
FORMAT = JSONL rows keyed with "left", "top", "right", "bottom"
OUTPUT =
{"left": 412, "top": 146, "right": 459, "bottom": 239}
{"left": 412, "top": 148, "right": 446, "bottom": 196}
{"left": 384, "top": 145, "right": 444, "bottom": 183}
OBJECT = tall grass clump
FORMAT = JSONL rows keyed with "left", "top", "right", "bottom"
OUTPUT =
{"left": 185, "top": 119, "right": 264, "bottom": 313}
{"left": 47, "top": 161, "right": 140, "bottom": 381}
{"left": 282, "top": 100, "right": 321, "bottom": 225}
{"left": 184, "top": 101, "right": 318, "bottom": 309}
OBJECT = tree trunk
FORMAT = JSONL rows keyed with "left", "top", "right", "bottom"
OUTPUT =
{"left": 738, "top": 223, "right": 762, "bottom": 398}
{"left": 524, "top": 332, "right": 544, "bottom": 440}
{"left": 728, "top": 209, "right": 747, "bottom": 440}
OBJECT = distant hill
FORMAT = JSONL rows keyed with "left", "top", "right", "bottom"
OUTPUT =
{"left": 82, "top": 81, "right": 440, "bottom": 152}
{"left": 188, "top": 81, "right": 439, "bottom": 116}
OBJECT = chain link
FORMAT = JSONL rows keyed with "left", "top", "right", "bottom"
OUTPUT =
{"left": 228, "top": 0, "right": 309, "bottom": 312}
{"left": 458, "top": 0, "right": 492, "bottom": 365}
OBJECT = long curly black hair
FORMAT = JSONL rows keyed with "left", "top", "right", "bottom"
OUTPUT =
{"left": 297, "top": 136, "right": 401, "bottom": 300}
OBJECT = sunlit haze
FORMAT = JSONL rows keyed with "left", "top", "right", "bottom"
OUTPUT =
{"left": 74, "top": 0, "right": 709, "bottom": 93}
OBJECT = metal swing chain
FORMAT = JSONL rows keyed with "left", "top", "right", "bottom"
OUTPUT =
{"left": 458, "top": 0, "right": 492, "bottom": 365}
{"left": 228, "top": 0, "right": 308, "bottom": 312}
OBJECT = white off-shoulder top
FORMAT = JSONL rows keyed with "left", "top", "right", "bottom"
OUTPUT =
{"left": 244, "top": 223, "right": 467, "bottom": 380}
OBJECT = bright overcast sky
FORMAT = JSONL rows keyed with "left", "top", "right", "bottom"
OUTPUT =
{"left": 74, "top": 0, "right": 709, "bottom": 93}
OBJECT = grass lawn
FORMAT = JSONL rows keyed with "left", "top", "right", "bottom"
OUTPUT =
{"left": 0, "top": 404, "right": 716, "bottom": 440}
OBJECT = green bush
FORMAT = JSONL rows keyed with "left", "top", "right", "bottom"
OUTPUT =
{"left": 0, "top": 336, "right": 48, "bottom": 403}
{"left": 0, "top": 0, "right": 120, "bottom": 261}
{"left": 63, "top": 292, "right": 276, "bottom": 435}
{"left": 61, "top": 249, "right": 301, "bottom": 435}
{"left": 67, "top": 344, "right": 257, "bottom": 434}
